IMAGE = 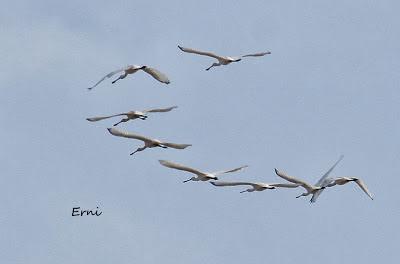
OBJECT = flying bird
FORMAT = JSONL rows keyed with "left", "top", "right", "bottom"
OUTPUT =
{"left": 86, "top": 106, "right": 178, "bottom": 126}
{"left": 178, "top": 45, "right": 271, "bottom": 71}
{"left": 210, "top": 181, "right": 300, "bottom": 193}
{"left": 87, "top": 65, "right": 170, "bottom": 90}
{"left": 274, "top": 168, "right": 326, "bottom": 198}
{"left": 308, "top": 155, "right": 344, "bottom": 203}
{"left": 159, "top": 160, "right": 248, "bottom": 183}
{"left": 107, "top": 128, "right": 191, "bottom": 155}
{"left": 320, "top": 177, "right": 374, "bottom": 200}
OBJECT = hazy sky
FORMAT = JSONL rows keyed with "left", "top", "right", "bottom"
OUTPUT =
{"left": 1, "top": 1, "right": 400, "bottom": 263}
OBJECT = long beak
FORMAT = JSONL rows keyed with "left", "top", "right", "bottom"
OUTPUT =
{"left": 240, "top": 190, "right": 247, "bottom": 193}
{"left": 295, "top": 194, "right": 302, "bottom": 198}
{"left": 183, "top": 179, "right": 191, "bottom": 183}
{"left": 113, "top": 121, "right": 122, "bottom": 126}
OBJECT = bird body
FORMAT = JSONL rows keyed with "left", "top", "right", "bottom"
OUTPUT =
{"left": 87, "top": 65, "right": 170, "bottom": 90}
{"left": 107, "top": 128, "right": 191, "bottom": 155}
{"left": 324, "top": 177, "right": 374, "bottom": 200}
{"left": 274, "top": 168, "right": 324, "bottom": 198}
{"left": 178, "top": 45, "right": 270, "bottom": 70}
{"left": 210, "top": 181, "right": 300, "bottom": 193}
{"left": 309, "top": 155, "right": 344, "bottom": 203}
{"left": 159, "top": 160, "right": 248, "bottom": 183}
{"left": 87, "top": 106, "right": 178, "bottom": 126}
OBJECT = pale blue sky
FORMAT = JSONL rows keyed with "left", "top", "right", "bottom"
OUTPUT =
{"left": 1, "top": 1, "right": 400, "bottom": 263}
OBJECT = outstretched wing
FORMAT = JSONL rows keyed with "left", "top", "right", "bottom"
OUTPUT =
{"left": 274, "top": 168, "right": 307, "bottom": 185}
{"left": 86, "top": 113, "right": 127, "bottom": 122}
{"left": 269, "top": 183, "right": 301, "bottom": 188}
{"left": 315, "top": 155, "right": 344, "bottom": 186}
{"left": 143, "top": 106, "right": 178, "bottom": 113}
{"left": 212, "top": 165, "right": 248, "bottom": 176}
{"left": 178, "top": 45, "right": 224, "bottom": 60}
{"left": 161, "top": 142, "right": 192, "bottom": 149}
{"left": 142, "top": 67, "right": 170, "bottom": 84}
{"left": 107, "top": 128, "right": 153, "bottom": 142}
{"left": 159, "top": 160, "right": 204, "bottom": 175}
{"left": 87, "top": 68, "right": 125, "bottom": 90}
{"left": 355, "top": 179, "right": 374, "bottom": 200}
{"left": 242, "top": 51, "right": 271, "bottom": 57}
{"left": 210, "top": 181, "right": 256, "bottom": 187}
{"left": 274, "top": 168, "right": 314, "bottom": 192}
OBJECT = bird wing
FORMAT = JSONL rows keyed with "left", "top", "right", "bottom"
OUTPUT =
{"left": 160, "top": 142, "right": 192, "bottom": 149}
{"left": 241, "top": 51, "right": 271, "bottom": 57}
{"left": 310, "top": 177, "right": 335, "bottom": 203}
{"left": 274, "top": 168, "right": 314, "bottom": 191}
{"left": 269, "top": 183, "right": 301, "bottom": 188}
{"left": 354, "top": 179, "right": 374, "bottom": 200}
{"left": 210, "top": 181, "right": 258, "bottom": 187}
{"left": 143, "top": 106, "right": 178, "bottom": 113}
{"left": 159, "top": 160, "right": 204, "bottom": 175}
{"left": 178, "top": 45, "right": 224, "bottom": 60}
{"left": 142, "top": 67, "right": 170, "bottom": 84}
{"left": 315, "top": 155, "right": 344, "bottom": 186}
{"left": 212, "top": 165, "right": 249, "bottom": 176}
{"left": 107, "top": 128, "right": 153, "bottom": 142}
{"left": 86, "top": 113, "right": 127, "bottom": 122}
{"left": 87, "top": 68, "right": 125, "bottom": 90}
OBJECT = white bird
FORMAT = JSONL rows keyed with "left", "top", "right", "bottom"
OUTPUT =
{"left": 320, "top": 177, "right": 374, "bottom": 200}
{"left": 87, "top": 106, "right": 178, "bottom": 126}
{"left": 178, "top": 45, "right": 271, "bottom": 71}
{"left": 87, "top": 65, "right": 170, "bottom": 90}
{"left": 159, "top": 160, "right": 248, "bottom": 183}
{"left": 210, "top": 181, "right": 300, "bottom": 193}
{"left": 274, "top": 156, "right": 343, "bottom": 201}
{"left": 107, "top": 128, "right": 191, "bottom": 155}
{"left": 307, "top": 155, "right": 344, "bottom": 203}
{"left": 274, "top": 168, "right": 326, "bottom": 199}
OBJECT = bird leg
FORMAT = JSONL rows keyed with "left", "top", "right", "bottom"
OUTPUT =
{"left": 158, "top": 144, "right": 168, "bottom": 149}
{"left": 205, "top": 62, "right": 220, "bottom": 71}
{"left": 113, "top": 118, "right": 129, "bottom": 126}
{"left": 111, "top": 73, "right": 127, "bottom": 84}
{"left": 130, "top": 146, "right": 147, "bottom": 155}
{"left": 296, "top": 193, "right": 308, "bottom": 198}
{"left": 139, "top": 115, "right": 148, "bottom": 120}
